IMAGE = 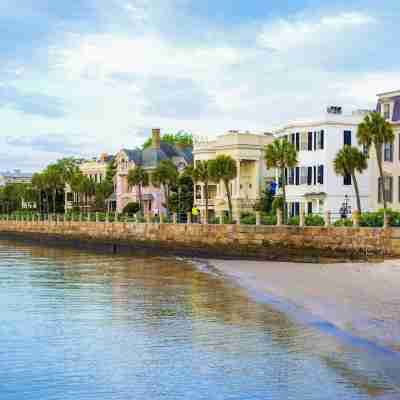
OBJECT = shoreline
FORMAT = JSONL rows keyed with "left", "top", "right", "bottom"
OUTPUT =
{"left": 206, "top": 258, "right": 400, "bottom": 353}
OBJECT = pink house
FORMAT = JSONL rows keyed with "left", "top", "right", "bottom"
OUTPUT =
{"left": 115, "top": 129, "right": 193, "bottom": 214}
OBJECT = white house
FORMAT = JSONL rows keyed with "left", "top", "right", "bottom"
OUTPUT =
{"left": 274, "top": 107, "right": 371, "bottom": 217}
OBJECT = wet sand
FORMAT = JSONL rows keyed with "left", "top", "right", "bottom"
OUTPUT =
{"left": 209, "top": 258, "right": 400, "bottom": 352}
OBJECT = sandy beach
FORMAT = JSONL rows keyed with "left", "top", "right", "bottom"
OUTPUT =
{"left": 209, "top": 258, "right": 400, "bottom": 352}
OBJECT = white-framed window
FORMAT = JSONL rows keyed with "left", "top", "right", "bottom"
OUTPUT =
{"left": 384, "top": 103, "right": 391, "bottom": 120}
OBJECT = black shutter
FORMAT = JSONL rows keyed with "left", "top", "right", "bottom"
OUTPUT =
{"left": 308, "top": 132, "right": 313, "bottom": 151}
{"left": 343, "top": 174, "right": 352, "bottom": 185}
{"left": 320, "top": 130, "right": 324, "bottom": 149}
{"left": 318, "top": 165, "right": 324, "bottom": 184}
{"left": 295, "top": 132, "right": 300, "bottom": 151}
{"left": 284, "top": 168, "right": 288, "bottom": 185}
{"left": 313, "top": 132, "right": 317, "bottom": 150}
{"left": 313, "top": 166, "right": 317, "bottom": 185}
{"left": 295, "top": 202, "right": 300, "bottom": 216}
{"left": 344, "top": 130, "right": 352, "bottom": 146}
{"left": 307, "top": 167, "right": 312, "bottom": 185}
{"left": 295, "top": 167, "right": 300, "bottom": 185}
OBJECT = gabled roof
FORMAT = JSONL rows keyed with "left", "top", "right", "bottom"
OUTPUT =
{"left": 120, "top": 142, "right": 193, "bottom": 169}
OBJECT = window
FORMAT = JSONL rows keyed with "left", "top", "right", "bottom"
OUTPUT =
{"left": 295, "top": 132, "right": 300, "bottom": 151}
{"left": 300, "top": 132, "right": 308, "bottom": 151}
{"left": 363, "top": 144, "right": 369, "bottom": 157}
{"left": 308, "top": 132, "right": 313, "bottom": 151}
{"left": 318, "top": 165, "right": 324, "bottom": 184}
{"left": 195, "top": 185, "right": 202, "bottom": 200}
{"left": 343, "top": 174, "right": 352, "bottom": 185}
{"left": 300, "top": 167, "right": 308, "bottom": 185}
{"left": 307, "top": 202, "right": 313, "bottom": 215}
{"left": 295, "top": 167, "right": 300, "bottom": 185}
{"left": 384, "top": 143, "right": 393, "bottom": 162}
{"left": 378, "top": 176, "right": 393, "bottom": 203}
{"left": 343, "top": 130, "right": 352, "bottom": 146}
{"left": 291, "top": 133, "right": 296, "bottom": 146}
{"left": 384, "top": 103, "right": 390, "bottom": 120}
{"left": 307, "top": 167, "right": 313, "bottom": 185}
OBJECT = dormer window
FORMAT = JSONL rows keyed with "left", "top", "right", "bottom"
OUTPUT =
{"left": 383, "top": 103, "right": 390, "bottom": 120}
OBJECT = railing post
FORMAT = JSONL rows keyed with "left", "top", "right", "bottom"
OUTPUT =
{"left": 187, "top": 212, "right": 191, "bottom": 225}
{"left": 299, "top": 204, "right": 305, "bottom": 227}
{"left": 159, "top": 213, "right": 164, "bottom": 224}
{"left": 172, "top": 213, "right": 177, "bottom": 224}
{"left": 276, "top": 209, "right": 283, "bottom": 226}
{"left": 255, "top": 211, "right": 261, "bottom": 226}
{"left": 384, "top": 211, "right": 390, "bottom": 229}
{"left": 324, "top": 211, "right": 331, "bottom": 227}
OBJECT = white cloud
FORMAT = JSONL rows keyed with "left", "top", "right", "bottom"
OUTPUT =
{"left": 257, "top": 11, "right": 377, "bottom": 52}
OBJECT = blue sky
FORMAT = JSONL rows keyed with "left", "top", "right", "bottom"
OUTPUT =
{"left": 0, "top": 0, "right": 399, "bottom": 171}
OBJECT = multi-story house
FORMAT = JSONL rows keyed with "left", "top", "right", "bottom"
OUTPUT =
{"left": 115, "top": 128, "right": 193, "bottom": 214}
{"left": 0, "top": 170, "right": 33, "bottom": 186}
{"left": 65, "top": 153, "right": 113, "bottom": 210}
{"left": 274, "top": 107, "right": 370, "bottom": 217}
{"left": 369, "top": 90, "right": 400, "bottom": 211}
{"left": 193, "top": 130, "right": 274, "bottom": 220}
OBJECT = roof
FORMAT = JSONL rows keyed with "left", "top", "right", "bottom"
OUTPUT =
{"left": 121, "top": 142, "right": 193, "bottom": 168}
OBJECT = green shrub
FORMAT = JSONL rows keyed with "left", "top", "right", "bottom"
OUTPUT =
{"left": 334, "top": 218, "right": 353, "bottom": 227}
{"left": 123, "top": 202, "right": 140, "bottom": 215}
{"left": 287, "top": 216, "right": 299, "bottom": 226}
{"left": 305, "top": 214, "right": 325, "bottom": 226}
{"left": 240, "top": 213, "right": 256, "bottom": 225}
{"left": 261, "top": 213, "right": 276, "bottom": 225}
{"left": 359, "top": 212, "right": 383, "bottom": 227}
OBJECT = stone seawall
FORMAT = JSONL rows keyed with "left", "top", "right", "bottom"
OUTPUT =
{"left": 1, "top": 220, "right": 399, "bottom": 260}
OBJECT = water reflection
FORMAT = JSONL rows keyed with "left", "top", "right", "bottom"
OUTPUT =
{"left": 0, "top": 239, "right": 399, "bottom": 400}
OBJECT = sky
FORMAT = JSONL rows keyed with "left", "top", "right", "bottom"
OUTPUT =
{"left": 0, "top": 0, "right": 399, "bottom": 171}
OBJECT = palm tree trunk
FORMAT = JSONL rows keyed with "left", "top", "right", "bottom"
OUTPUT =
{"left": 204, "top": 180, "right": 209, "bottom": 223}
{"left": 52, "top": 189, "right": 56, "bottom": 214}
{"left": 351, "top": 172, "right": 362, "bottom": 213}
{"left": 281, "top": 169, "right": 287, "bottom": 223}
{"left": 138, "top": 184, "right": 143, "bottom": 213}
{"left": 375, "top": 144, "right": 387, "bottom": 209}
{"left": 224, "top": 179, "right": 233, "bottom": 221}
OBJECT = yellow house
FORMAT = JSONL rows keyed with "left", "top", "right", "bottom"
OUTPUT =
{"left": 193, "top": 130, "right": 274, "bottom": 220}
{"left": 369, "top": 90, "right": 400, "bottom": 211}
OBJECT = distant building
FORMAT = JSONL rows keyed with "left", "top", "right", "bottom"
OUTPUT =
{"left": 369, "top": 90, "right": 400, "bottom": 211}
{"left": 115, "top": 128, "right": 193, "bottom": 214}
{"left": 0, "top": 170, "right": 33, "bottom": 186}
{"left": 193, "top": 130, "right": 274, "bottom": 220}
{"left": 65, "top": 153, "right": 114, "bottom": 211}
{"left": 274, "top": 107, "right": 370, "bottom": 216}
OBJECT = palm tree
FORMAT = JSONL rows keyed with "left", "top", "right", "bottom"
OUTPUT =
{"left": 191, "top": 160, "right": 211, "bottom": 223}
{"left": 333, "top": 145, "right": 368, "bottom": 213}
{"left": 208, "top": 155, "right": 237, "bottom": 221}
{"left": 357, "top": 112, "right": 394, "bottom": 209}
{"left": 31, "top": 172, "right": 46, "bottom": 213}
{"left": 127, "top": 166, "right": 149, "bottom": 213}
{"left": 152, "top": 160, "right": 178, "bottom": 213}
{"left": 264, "top": 138, "right": 298, "bottom": 221}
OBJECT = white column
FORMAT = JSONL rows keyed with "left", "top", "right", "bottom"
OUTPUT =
{"left": 236, "top": 159, "right": 241, "bottom": 198}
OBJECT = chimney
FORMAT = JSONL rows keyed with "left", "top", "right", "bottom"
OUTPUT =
{"left": 152, "top": 128, "right": 161, "bottom": 149}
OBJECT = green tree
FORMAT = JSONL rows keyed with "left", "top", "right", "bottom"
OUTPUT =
{"left": 333, "top": 145, "right": 368, "bottom": 213}
{"left": 127, "top": 166, "right": 149, "bottom": 213}
{"left": 357, "top": 112, "right": 394, "bottom": 209}
{"left": 152, "top": 160, "right": 178, "bottom": 213}
{"left": 264, "top": 139, "right": 298, "bottom": 221}
{"left": 208, "top": 155, "right": 237, "bottom": 220}
{"left": 191, "top": 160, "right": 211, "bottom": 222}
{"left": 31, "top": 172, "right": 47, "bottom": 213}
{"left": 142, "top": 131, "right": 193, "bottom": 149}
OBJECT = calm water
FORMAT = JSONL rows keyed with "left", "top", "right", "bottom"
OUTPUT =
{"left": 0, "top": 240, "right": 399, "bottom": 400}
